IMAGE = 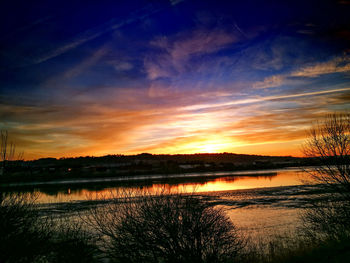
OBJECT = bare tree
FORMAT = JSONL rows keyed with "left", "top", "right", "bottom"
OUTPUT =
{"left": 302, "top": 113, "right": 350, "bottom": 197}
{"left": 301, "top": 113, "right": 350, "bottom": 239}
{"left": 86, "top": 189, "right": 245, "bottom": 263}
{"left": 0, "top": 130, "right": 23, "bottom": 176}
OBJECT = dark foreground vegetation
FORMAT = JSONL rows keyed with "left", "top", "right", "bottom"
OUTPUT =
{"left": 1, "top": 189, "right": 350, "bottom": 263}
{"left": 0, "top": 193, "right": 98, "bottom": 263}
{"left": 0, "top": 190, "right": 245, "bottom": 263}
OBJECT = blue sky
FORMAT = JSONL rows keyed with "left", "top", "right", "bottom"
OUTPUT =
{"left": 1, "top": 0, "right": 350, "bottom": 159}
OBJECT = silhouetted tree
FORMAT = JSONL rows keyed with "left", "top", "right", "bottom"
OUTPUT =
{"left": 0, "top": 130, "right": 23, "bottom": 177}
{"left": 302, "top": 113, "right": 350, "bottom": 239}
{"left": 302, "top": 113, "right": 350, "bottom": 195}
{"left": 87, "top": 190, "right": 245, "bottom": 263}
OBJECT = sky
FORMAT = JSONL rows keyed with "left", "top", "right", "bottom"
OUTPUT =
{"left": 1, "top": 0, "right": 350, "bottom": 159}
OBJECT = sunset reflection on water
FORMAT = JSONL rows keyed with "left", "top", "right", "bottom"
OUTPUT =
{"left": 18, "top": 168, "right": 306, "bottom": 203}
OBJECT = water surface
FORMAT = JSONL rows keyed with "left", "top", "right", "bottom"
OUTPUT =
{"left": 7, "top": 168, "right": 307, "bottom": 203}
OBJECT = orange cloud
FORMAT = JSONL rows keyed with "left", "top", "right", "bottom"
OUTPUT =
{"left": 2, "top": 77, "right": 349, "bottom": 160}
{"left": 291, "top": 55, "right": 350, "bottom": 77}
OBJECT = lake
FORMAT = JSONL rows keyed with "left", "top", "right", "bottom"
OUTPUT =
{"left": 5, "top": 167, "right": 308, "bottom": 203}
{"left": 4, "top": 167, "right": 318, "bottom": 242}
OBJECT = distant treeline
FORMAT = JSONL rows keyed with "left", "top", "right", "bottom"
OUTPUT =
{"left": 27, "top": 152, "right": 302, "bottom": 167}
{"left": 0, "top": 153, "right": 319, "bottom": 185}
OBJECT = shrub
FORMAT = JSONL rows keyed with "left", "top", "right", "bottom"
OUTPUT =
{"left": 0, "top": 193, "right": 50, "bottom": 262}
{"left": 87, "top": 190, "right": 245, "bottom": 263}
{"left": 44, "top": 217, "right": 99, "bottom": 263}
{"left": 0, "top": 193, "right": 99, "bottom": 263}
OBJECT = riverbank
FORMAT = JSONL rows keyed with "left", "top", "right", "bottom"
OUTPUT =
{"left": 32, "top": 183, "right": 329, "bottom": 246}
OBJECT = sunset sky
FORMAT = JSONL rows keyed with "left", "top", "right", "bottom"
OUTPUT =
{"left": 1, "top": 0, "right": 350, "bottom": 159}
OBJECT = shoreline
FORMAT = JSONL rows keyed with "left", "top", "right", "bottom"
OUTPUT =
{"left": 1, "top": 167, "right": 302, "bottom": 188}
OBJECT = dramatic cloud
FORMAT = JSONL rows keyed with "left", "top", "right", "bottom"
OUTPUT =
{"left": 1, "top": 0, "right": 350, "bottom": 159}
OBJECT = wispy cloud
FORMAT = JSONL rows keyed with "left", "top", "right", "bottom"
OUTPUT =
{"left": 253, "top": 75, "right": 284, "bottom": 89}
{"left": 62, "top": 45, "right": 110, "bottom": 79}
{"left": 33, "top": 3, "right": 179, "bottom": 65}
{"left": 182, "top": 87, "right": 350, "bottom": 111}
{"left": 291, "top": 55, "right": 350, "bottom": 77}
{"left": 144, "top": 28, "right": 240, "bottom": 79}
{"left": 252, "top": 54, "right": 350, "bottom": 90}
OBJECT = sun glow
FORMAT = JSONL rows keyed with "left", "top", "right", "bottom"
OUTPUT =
{"left": 198, "top": 144, "right": 219, "bottom": 153}
{"left": 193, "top": 136, "right": 239, "bottom": 153}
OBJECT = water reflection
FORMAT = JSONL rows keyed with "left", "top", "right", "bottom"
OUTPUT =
{"left": 5, "top": 169, "right": 306, "bottom": 203}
